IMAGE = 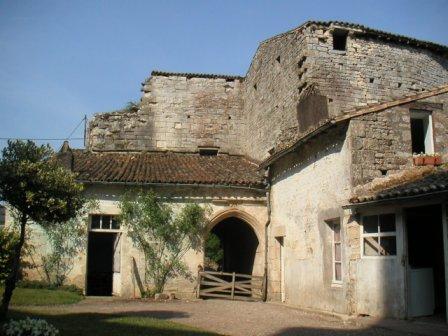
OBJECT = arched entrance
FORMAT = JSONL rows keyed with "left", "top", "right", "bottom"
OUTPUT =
{"left": 199, "top": 209, "right": 265, "bottom": 301}
{"left": 205, "top": 210, "right": 261, "bottom": 275}
{"left": 210, "top": 217, "right": 259, "bottom": 274}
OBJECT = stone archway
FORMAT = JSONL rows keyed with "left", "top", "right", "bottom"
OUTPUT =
{"left": 205, "top": 209, "right": 264, "bottom": 275}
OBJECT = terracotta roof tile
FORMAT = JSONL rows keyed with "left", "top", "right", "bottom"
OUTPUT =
{"left": 67, "top": 151, "right": 265, "bottom": 188}
{"left": 350, "top": 165, "right": 448, "bottom": 204}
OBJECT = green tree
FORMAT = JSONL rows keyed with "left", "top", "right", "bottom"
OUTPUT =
{"left": 41, "top": 201, "right": 97, "bottom": 287}
{"left": 204, "top": 233, "right": 223, "bottom": 269}
{"left": 0, "top": 140, "right": 85, "bottom": 319}
{"left": 119, "top": 190, "right": 209, "bottom": 295}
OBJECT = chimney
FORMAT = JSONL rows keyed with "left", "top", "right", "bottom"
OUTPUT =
{"left": 58, "top": 141, "right": 74, "bottom": 170}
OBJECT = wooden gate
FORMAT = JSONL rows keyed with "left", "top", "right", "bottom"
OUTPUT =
{"left": 197, "top": 271, "right": 265, "bottom": 301}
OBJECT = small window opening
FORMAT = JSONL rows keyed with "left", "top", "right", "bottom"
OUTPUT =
{"left": 327, "top": 218, "right": 342, "bottom": 283}
{"left": 398, "top": 82, "right": 402, "bottom": 88}
{"left": 332, "top": 30, "right": 348, "bottom": 51}
{"left": 187, "top": 115, "right": 191, "bottom": 119}
{"left": 276, "top": 56, "right": 281, "bottom": 63}
{"left": 253, "top": 83, "right": 257, "bottom": 90}
{"left": 410, "top": 110, "right": 433, "bottom": 154}
{"left": 199, "top": 147, "right": 219, "bottom": 156}
{"left": 90, "top": 214, "right": 121, "bottom": 231}
{"left": 380, "top": 169, "right": 388, "bottom": 176}
{"left": 228, "top": 115, "right": 232, "bottom": 120}
{"left": 369, "top": 78, "right": 374, "bottom": 83}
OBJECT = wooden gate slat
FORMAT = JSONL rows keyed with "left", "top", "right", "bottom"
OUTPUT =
{"left": 197, "top": 270, "right": 265, "bottom": 302}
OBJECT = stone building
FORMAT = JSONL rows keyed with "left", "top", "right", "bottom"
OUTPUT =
{"left": 6, "top": 21, "right": 448, "bottom": 321}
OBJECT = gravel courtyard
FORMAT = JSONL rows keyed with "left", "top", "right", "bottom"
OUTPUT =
{"left": 18, "top": 297, "right": 448, "bottom": 336}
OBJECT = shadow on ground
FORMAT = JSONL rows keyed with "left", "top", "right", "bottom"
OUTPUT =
{"left": 7, "top": 309, "right": 218, "bottom": 336}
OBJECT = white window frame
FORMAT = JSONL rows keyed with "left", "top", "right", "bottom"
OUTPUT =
{"left": 89, "top": 214, "right": 121, "bottom": 232}
{"left": 331, "top": 219, "right": 343, "bottom": 285}
{"left": 410, "top": 110, "right": 434, "bottom": 154}
{"left": 361, "top": 213, "right": 397, "bottom": 259}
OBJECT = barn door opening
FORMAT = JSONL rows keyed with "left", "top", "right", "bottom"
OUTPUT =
{"left": 205, "top": 217, "right": 259, "bottom": 275}
{"left": 406, "top": 204, "right": 446, "bottom": 321}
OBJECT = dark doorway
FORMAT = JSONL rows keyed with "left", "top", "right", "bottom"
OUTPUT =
{"left": 406, "top": 204, "right": 446, "bottom": 319}
{"left": 87, "top": 232, "right": 116, "bottom": 296}
{"left": 207, "top": 217, "right": 259, "bottom": 275}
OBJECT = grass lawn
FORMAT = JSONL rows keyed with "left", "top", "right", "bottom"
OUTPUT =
{"left": 9, "top": 308, "right": 219, "bottom": 336}
{"left": 0, "top": 286, "right": 83, "bottom": 306}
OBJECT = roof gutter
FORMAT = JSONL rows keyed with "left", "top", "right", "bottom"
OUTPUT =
{"left": 77, "top": 180, "right": 267, "bottom": 193}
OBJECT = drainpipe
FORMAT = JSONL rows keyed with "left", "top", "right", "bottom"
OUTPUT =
{"left": 263, "top": 166, "right": 271, "bottom": 302}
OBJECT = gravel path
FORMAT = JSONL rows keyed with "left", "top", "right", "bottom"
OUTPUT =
{"left": 28, "top": 297, "right": 447, "bottom": 336}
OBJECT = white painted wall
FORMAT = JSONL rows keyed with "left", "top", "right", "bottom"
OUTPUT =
{"left": 268, "top": 127, "right": 352, "bottom": 313}
{"left": 12, "top": 184, "right": 267, "bottom": 298}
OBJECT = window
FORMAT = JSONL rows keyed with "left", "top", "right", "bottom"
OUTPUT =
{"left": 90, "top": 214, "right": 120, "bottom": 230}
{"left": 332, "top": 30, "right": 348, "bottom": 51}
{"left": 198, "top": 147, "right": 219, "bottom": 156}
{"left": 410, "top": 110, "right": 433, "bottom": 154}
{"left": 330, "top": 219, "right": 342, "bottom": 283}
{"left": 362, "top": 214, "right": 397, "bottom": 257}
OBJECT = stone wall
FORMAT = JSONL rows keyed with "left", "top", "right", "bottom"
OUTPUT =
{"left": 242, "top": 27, "right": 309, "bottom": 161}
{"left": 86, "top": 23, "right": 448, "bottom": 162}
{"left": 88, "top": 74, "right": 244, "bottom": 154}
{"left": 306, "top": 24, "right": 448, "bottom": 116}
{"left": 242, "top": 23, "right": 448, "bottom": 161}
{"left": 349, "top": 93, "right": 448, "bottom": 187}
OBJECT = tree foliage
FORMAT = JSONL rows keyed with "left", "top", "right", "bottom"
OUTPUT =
{"left": 0, "top": 140, "right": 85, "bottom": 319}
{"left": 204, "top": 233, "right": 223, "bottom": 269}
{"left": 119, "top": 190, "right": 209, "bottom": 295}
{"left": 40, "top": 201, "right": 97, "bottom": 287}
{"left": 0, "top": 229, "right": 19, "bottom": 284}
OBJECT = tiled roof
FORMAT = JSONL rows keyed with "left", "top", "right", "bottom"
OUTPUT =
{"left": 350, "top": 166, "right": 448, "bottom": 205}
{"left": 262, "top": 21, "right": 448, "bottom": 54}
{"left": 66, "top": 150, "right": 265, "bottom": 189}
{"left": 150, "top": 70, "right": 244, "bottom": 81}
{"left": 261, "top": 83, "right": 448, "bottom": 168}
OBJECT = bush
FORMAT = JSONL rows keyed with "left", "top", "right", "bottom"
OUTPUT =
{"left": 0, "top": 229, "right": 19, "bottom": 285}
{"left": 17, "top": 280, "right": 83, "bottom": 295}
{"left": 3, "top": 317, "right": 59, "bottom": 336}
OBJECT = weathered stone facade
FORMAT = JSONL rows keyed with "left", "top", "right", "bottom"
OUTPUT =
{"left": 87, "top": 22, "right": 448, "bottom": 163}
{"left": 349, "top": 93, "right": 448, "bottom": 186}
{"left": 243, "top": 22, "right": 448, "bottom": 161}
{"left": 6, "top": 21, "right": 448, "bottom": 320}
{"left": 88, "top": 73, "right": 244, "bottom": 154}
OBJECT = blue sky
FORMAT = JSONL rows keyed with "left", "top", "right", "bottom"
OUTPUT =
{"left": 1, "top": 0, "right": 447, "bottom": 150}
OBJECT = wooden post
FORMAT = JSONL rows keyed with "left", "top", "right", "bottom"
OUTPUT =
{"left": 231, "top": 272, "right": 236, "bottom": 300}
{"left": 442, "top": 203, "right": 448, "bottom": 323}
{"left": 196, "top": 271, "right": 202, "bottom": 299}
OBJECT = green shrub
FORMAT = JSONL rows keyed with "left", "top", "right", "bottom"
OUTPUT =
{"left": 3, "top": 317, "right": 59, "bottom": 336}
{"left": 0, "top": 229, "right": 19, "bottom": 285}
